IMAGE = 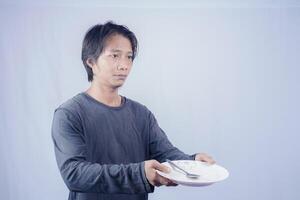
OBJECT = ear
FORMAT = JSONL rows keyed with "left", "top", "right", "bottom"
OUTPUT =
{"left": 86, "top": 58, "right": 95, "bottom": 70}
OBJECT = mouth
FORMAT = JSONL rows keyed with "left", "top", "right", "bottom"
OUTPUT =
{"left": 113, "top": 75, "right": 127, "bottom": 80}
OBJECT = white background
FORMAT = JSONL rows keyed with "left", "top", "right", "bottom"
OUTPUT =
{"left": 0, "top": 0, "right": 299, "bottom": 199}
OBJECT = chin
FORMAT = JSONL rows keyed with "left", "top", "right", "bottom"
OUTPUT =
{"left": 115, "top": 80, "right": 126, "bottom": 86}
{"left": 112, "top": 83, "right": 123, "bottom": 89}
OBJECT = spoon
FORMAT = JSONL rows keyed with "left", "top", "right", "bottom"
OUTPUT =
{"left": 166, "top": 159, "right": 200, "bottom": 179}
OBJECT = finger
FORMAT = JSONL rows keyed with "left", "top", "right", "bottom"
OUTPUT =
{"left": 202, "top": 157, "right": 216, "bottom": 165}
{"left": 195, "top": 153, "right": 206, "bottom": 161}
{"left": 209, "top": 159, "right": 216, "bottom": 164}
{"left": 153, "top": 173, "right": 165, "bottom": 187}
{"left": 198, "top": 153, "right": 208, "bottom": 158}
{"left": 153, "top": 161, "right": 170, "bottom": 173}
{"left": 166, "top": 180, "right": 178, "bottom": 186}
{"left": 153, "top": 180, "right": 162, "bottom": 187}
{"left": 157, "top": 176, "right": 172, "bottom": 186}
{"left": 196, "top": 153, "right": 216, "bottom": 164}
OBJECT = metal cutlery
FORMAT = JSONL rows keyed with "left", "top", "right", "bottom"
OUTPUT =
{"left": 166, "top": 159, "right": 200, "bottom": 179}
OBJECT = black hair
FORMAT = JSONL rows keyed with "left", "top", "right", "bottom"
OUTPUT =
{"left": 81, "top": 21, "right": 138, "bottom": 82}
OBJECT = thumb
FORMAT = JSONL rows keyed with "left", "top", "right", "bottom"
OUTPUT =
{"left": 153, "top": 161, "right": 170, "bottom": 173}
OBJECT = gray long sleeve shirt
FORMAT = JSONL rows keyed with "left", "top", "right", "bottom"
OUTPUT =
{"left": 51, "top": 93, "right": 194, "bottom": 200}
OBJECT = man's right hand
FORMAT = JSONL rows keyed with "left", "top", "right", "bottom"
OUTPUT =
{"left": 144, "top": 160, "right": 177, "bottom": 187}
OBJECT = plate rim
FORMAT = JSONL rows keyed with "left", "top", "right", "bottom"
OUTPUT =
{"left": 156, "top": 160, "right": 229, "bottom": 186}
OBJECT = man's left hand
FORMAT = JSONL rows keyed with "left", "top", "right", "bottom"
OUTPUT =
{"left": 195, "top": 153, "right": 216, "bottom": 165}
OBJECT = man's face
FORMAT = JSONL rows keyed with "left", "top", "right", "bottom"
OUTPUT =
{"left": 89, "top": 34, "right": 133, "bottom": 89}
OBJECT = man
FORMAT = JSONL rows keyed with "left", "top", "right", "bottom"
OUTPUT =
{"left": 52, "top": 21, "right": 215, "bottom": 200}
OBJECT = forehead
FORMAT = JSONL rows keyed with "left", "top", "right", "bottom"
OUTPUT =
{"left": 103, "top": 34, "right": 132, "bottom": 53}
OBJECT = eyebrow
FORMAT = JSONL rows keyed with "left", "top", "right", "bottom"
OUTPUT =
{"left": 109, "top": 49, "right": 133, "bottom": 54}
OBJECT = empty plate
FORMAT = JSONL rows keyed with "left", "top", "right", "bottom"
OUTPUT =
{"left": 156, "top": 160, "right": 229, "bottom": 187}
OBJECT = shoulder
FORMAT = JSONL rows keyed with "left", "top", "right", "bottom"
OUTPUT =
{"left": 52, "top": 94, "right": 85, "bottom": 136}
{"left": 54, "top": 93, "right": 86, "bottom": 120}
{"left": 125, "top": 97, "right": 151, "bottom": 115}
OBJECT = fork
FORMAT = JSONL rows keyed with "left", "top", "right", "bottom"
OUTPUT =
{"left": 166, "top": 159, "right": 200, "bottom": 179}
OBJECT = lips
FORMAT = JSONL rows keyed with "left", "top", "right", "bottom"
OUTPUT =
{"left": 113, "top": 75, "right": 127, "bottom": 79}
{"left": 114, "top": 74, "right": 127, "bottom": 76}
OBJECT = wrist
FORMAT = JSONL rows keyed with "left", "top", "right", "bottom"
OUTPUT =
{"left": 141, "top": 161, "right": 154, "bottom": 193}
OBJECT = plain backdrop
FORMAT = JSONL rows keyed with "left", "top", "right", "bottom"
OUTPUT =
{"left": 0, "top": 0, "right": 299, "bottom": 199}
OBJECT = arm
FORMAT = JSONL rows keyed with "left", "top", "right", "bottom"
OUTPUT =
{"left": 51, "top": 108, "right": 153, "bottom": 194}
{"left": 147, "top": 111, "right": 196, "bottom": 162}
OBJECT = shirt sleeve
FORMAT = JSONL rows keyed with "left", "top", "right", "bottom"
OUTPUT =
{"left": 147, "top": 111, "right": 195, "bottom": 163}
{"left": 51, "top": 108, "right": 153, "bottom": 194}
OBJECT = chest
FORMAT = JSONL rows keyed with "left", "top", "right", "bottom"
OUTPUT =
{"left": 82, "top": 110, "right": 149, "bottom": 164}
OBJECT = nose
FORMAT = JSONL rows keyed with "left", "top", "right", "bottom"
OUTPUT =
{"left": 117, "top": 57, "right": 130, "bottom": 71}
{"left": 117, "top": 64, "right": 128, "bottom": 71}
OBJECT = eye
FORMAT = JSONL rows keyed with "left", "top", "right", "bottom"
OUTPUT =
{"left": 112, "top": 54, "right": 119, "bottom": 58}
{"left": 128, "top": 55, "right": 133, "bottom": 60}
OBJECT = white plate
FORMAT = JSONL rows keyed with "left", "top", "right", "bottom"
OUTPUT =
{"left": 156, "top": 160, "right": 229, "bottom": 187}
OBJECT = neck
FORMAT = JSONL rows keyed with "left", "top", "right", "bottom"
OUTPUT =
{"left": 86, "top": 81, "right": 121, "bottom": 107}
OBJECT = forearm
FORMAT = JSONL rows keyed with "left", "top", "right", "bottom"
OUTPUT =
{"left": 150, "top": 143, "right": 195, "bottom": 162}
{"left": 159, "top": 147, "right": 195, "bottom": 161}
{"left": 58, "top": 156, "right": 153, "bottom": 194}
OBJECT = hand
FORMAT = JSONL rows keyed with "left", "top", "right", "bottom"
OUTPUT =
{"left": 195, "top": 153, "right": 216, "bottom": 165}
{"left": 144, "top": 160, "right": 177, "bottom": 187}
